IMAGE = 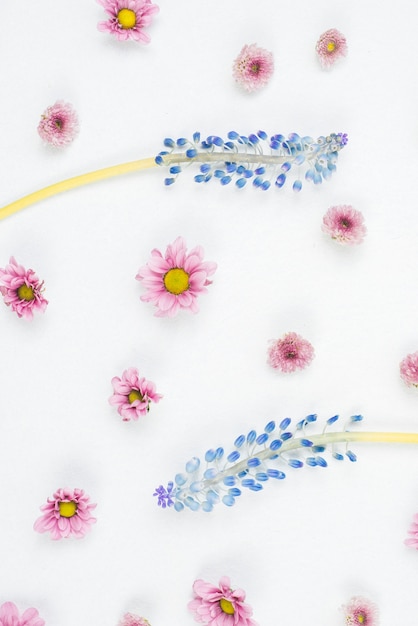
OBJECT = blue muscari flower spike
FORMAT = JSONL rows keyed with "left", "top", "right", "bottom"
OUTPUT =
{"left": 155, "top": 131, "right": 348, "bottom": 192}
{"left": 153, "top": 415, "right": 418, "bottom": 512}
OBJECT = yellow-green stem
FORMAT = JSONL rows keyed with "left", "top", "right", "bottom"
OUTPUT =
{"left": 0, "top": 157, "right": 157, "bottom": 221}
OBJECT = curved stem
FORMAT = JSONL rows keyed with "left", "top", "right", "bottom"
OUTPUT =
{"left": 0, "top": 157, "right": 157, "bottom": 221}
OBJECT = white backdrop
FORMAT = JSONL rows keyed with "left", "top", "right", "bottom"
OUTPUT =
{"left": 1, "top": 0, "right": 418, "bottom": 624}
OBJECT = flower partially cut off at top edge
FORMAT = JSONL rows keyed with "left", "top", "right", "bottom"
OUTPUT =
{"left": 109, "top": 367, "right": 162, "bottom": 421}
{"left": 37, "top": 101, "right": 79, "bottom": 147}
{"left": 233, "top": 43, "right": 274, "bottom": 92}
{"left": 119, "top": 613, "right": 151, "bottom": 626}
{"left": 0, "top": 256, "right": 48, "bottom": 320}
{"left": 268, "top": 332, "right": 314, "bottom": 373}
{"left": 97, "top": 0, "right": 159, "bottom": 43}
{"left": 404, "top": 512, "right": 418, "bottom": 548}
{"left": 400, "top": 351, "right": 418, "bottom": 388}
{"left": 340, "top": 596, "right": 379, "bottom": 626}
{"left": 322, "top": 205, "right": 367, "bottom": 245}
{"left": 33, "top": 488, "right": 96, "bottom": 540}
{"left": 316, "top": 28, "right": 347, "bottom": 68}
{"left": 188, "top": 576, "right": 257, "bottom": 626}
{"left": 136, "top": 236, "right": 217, "bottom": 317}
{"left": 0, "top": 602, "right": 45, "bottom": 626}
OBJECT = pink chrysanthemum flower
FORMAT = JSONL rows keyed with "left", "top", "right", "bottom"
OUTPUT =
{"left": 316, "top": 28, "right": 347, "bottom": 68}
{"left": 109, "top": 367, "right": 162, "bottom": 421}
{"left": 37, "top": 101, "right": 79, "bottom": 147}
{"left": 136, "top": 236, "right": 217, "bottom": 317}
{"left": 268, "top": 332, "right": 314, "bottom": 373}
{"left": 340, "top": 596, "right": 379, "bottom": 626}
{"left": 188, "top": 576, "right": 257, "bottom": 626}
{"left": 400, "top": 351, "right": 418, "bottom": 387}
{"left": 0, "top": 256, "right": 48, "bottom": 320}
{"left": 0, "top": 602, "right": 45, "bottom": 626}
{"left": 232, "top": 43, "right": 274, "bottom": 92}
{"left": 119, "top": 614, "right": 150, "bottom": 626}
{"left": 97, "top": 0, "right": 159, "bottom": 43}
{"left": 33, "top": 488, "right": 97, "bottom": 540}
{"left": 404, "top": 513, "right": 418, "bottom": 548}
{"left": 322, "top": 205, "right": 367, "bottom": 245}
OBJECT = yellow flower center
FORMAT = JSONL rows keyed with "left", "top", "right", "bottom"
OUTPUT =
{"left": 357, "top": 615, "right": 365, "bottom": 624}
{"left": 17, "top": 284, "right": 35, "bottom": 301}
{"left": 59, "top": 501, "right": 77, "bottom": 518}
{"left": 250, "top": 62, "right": 260, "bottom": 74}
{"left": 327, "top": 41, "right": 336, "bottom": 52}
{"left": 128, "top": 389, "right": 143, "bottom": 404}
{"left": 219, "top": 599, "right": 235, "bottom": 615}
{"left": 117, "top": 8, "right": 137, "bottom": 29}
{"left": 163, "top": 268, "right": 189, "bottom": 295}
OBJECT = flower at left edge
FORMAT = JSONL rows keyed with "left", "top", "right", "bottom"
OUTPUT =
{"left": 340, "top": 596, "right": 379, "bottom": 626}
{"left": 37, "top": 101, "right": 79, "bottom": 147}
{"left": 0, "top": 602, "right": 45, "bottom": 626}
{"left": 0, "top": 257, "right": 48, "bottom": 320}
{"left": 109, "top": 367, "right": 162, "bottom": 421}
{"left": 33, "top": 488, "right": 96, "bottom": 540}
{"left": 188, "top": 576, "right": 257, "bottom": 626}
{"left": 136, "top": 236, "right": 217, "bottom": 317}
{"left": 97, "top": 0, "right": 159, "bottom": 43}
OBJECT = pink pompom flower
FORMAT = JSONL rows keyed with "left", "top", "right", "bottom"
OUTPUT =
{"left": 268, "top": 332, "right": 314, "bottom": 373}
{"left": 0, "top": 256, "right": 48, "bottom": 320}
{"left": 37, "top": 101, "right": 79, "bottom": 147}
{"left": 232, "top": 43, "right": 274, "bottom": 92}
{"left": 400, "top": 351, "right": 418, "bottom": 387}
{"left": 136, "top": 236, "right": 217, "bottom": 317}
{"left": 188, "top": 576, "right": 257, "bottom": 626}
{"left": 316, "top": 28, "right": 347, "bottom": 68}
{"left": 97, "top": 0, "right": 159, "bottom": 43}
{"left": 119, "top": 614, "right": 150, "bottom": 626}
{"left": 0, "top": 602, "right": 45, "bottom": 626}
{"left": 405, "top": 513, "right": 418, "bottom": 548}
{"left": 109, "top": 367, "right": 162, "bottom": 421}
{"left": 33, "top": 488, "right": 97, "bottom": 540}
{"left": 340, "top": 596, "right": 379, "bottom": 626}
{"left": 322, "top": 205, "right": 367, "bottom": 245}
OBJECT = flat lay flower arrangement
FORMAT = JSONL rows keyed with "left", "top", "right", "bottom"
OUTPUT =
{"left": 1, "top": 1, "right": 418, "bottom": 625}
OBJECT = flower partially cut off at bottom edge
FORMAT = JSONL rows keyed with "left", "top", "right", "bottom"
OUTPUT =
{"left": 0, "top": 601, "right": 45, "bottom": 626}
{"left": 119, "top": 613, "right": 151, "bottom": 626}
{"left": 268, "top": 332, "right": 314, "bottom": 373}
{"left": 188, "top": 576, "right": 257, "bottom": 626}
{"left": 340, "top": 596, "right": 379, "bottom": 626}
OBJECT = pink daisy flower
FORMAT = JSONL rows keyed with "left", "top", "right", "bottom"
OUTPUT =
{"left": 0, "top": 602, "right": 45, "bottom": 626}
{"left": 188, "top": 576, "right": 257, "bottom": 626}
{"left": 232, "top": 43, "right": 274, "bottom": 92}
{"left": 404, "top": 513, "right": 418, "bottom": 548}
{"left": 316, "top": 28, "right": 347, "bottom": 68}
{"left": 268, "top": 332, "right": 314, "bottom": 373}
{"left": 33, "top": 488, "right": 97, "bottom": 540}
{"left": 322, "top": 205, "right": 367, "bottom": 245}
{"left": 400, "top": 351, "right": 418, "bottom": 387}
{"left": 340, "top": 596, "right": 379, "bottom": 626}
{"left": 0, "top": 256, "right": 48, "bottom": 320}
{"left": 135, "top": 236, "right": 217, "bottom": 317}
{"left": 37, "top": 101, "right": 79, "bottom": 147}
{"left": 119, "top": 614, "right": 150, "bottom": 626}
{"left": 97, "top": 0, "right": 159, "bottom": 43}
{"left": 109, "top": 367, "right": 162, "bottom": 421}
